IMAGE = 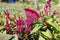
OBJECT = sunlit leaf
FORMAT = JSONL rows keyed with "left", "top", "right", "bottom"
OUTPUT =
{"left": 46, "top": 17, "right": 60, "bottom": 32}
{"left": 54, "top": 34, "right": 59, "bottom": 39}
{"left": 0, "top": 32, "right": 13, "bottom": 40}
{"left": 39, "top": 35, "right": 45, "bottom": 40}
{"left": 42, "top": 29, "right": 52, "bottom": 38}
{"left": 12, "top": 34, "right": 18, "bottom": 40}
{"left": 30, "top": 24, "right": 42, "bottom": 34}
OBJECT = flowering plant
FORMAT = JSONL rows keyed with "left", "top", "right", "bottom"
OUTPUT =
{"left": 0, "top": 7, "right": 40, "bottom": 40}
{"left": 0, "top": 0, "right": 60, "bottom": 40}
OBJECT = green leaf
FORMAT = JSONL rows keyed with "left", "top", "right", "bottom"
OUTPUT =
{"left": 0, "top": 26, "right": 5, "bottom": 30}
{"left": 39, "top": 35, "right": 45, "bottom": 40}
{"left": 12, "top": 34, "right": 18, "bottom": 40}
{"left": 30, "top": 24, "right": 42, "bottom": 34}
{"left": 46, "top": 17, "right": 60, "bottom": 32}
{"left": 0, "top": 32, "right": 13, "bottom": 40}
{"left": 42, "top": 29, "right": 52, "bottom": 38}
{"left": 54, "top": 34, "right": 59, "bottom": 39}
{"left": 46, "top": 16, "right": 53, "bottom": 22}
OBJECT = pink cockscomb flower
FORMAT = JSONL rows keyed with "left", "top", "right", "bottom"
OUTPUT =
{"left": 25, "top": 16, "right": 34, "bottom": 25}
{"left": 6, "top": 24, "right": 12, "bottom": 30}
{"left": 14, "top": 18, "right": 24, "bottom": 25}
{"left": 16, "top": 25, "right": 22, "bottom": 32}
{"left": 24, "top": 8, "right": 40, "bottom": 25}
{"left": 6, "top": 18, "right": 9, "bottom": 24}
{"left": 44, "top": 0, "right": 51, "bottom": 15}
{"left": 4, "top": 10, "right": 10, "bottom": 18}
{"left": 24, "top": 8, "right": 40, "bottom": 19}
{"left": 6, "top": 18, "right": 12, "bottom": 30}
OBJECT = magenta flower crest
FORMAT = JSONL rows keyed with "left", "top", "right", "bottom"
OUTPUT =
{"left": 25, "top": 17, "right": 34, "bottom": 25}
{"left": 24, "top": 8, "right": 40, "bottom": 19}
{"left": 24, "top": 8, "right": 40, "bottom": 25}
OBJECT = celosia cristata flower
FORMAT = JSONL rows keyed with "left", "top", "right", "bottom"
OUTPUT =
{"left": 44, "top": 0, "right": 51, "bottom": 15}
{"left": 4, "top": 10, "right": 10, "bottom": 18}
{"left": 6, "top": 18, "right": 12, "bottom": 30}
{"left": 24, "top": 8, "right": 40, "bottom": 19}
{"left": 24, "top": 8, "right": 40, "bottom": 25}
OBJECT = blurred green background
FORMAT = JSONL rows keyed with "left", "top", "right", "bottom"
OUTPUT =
{"left": 0, "top": 0, "right": 60, "bottom": 14}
